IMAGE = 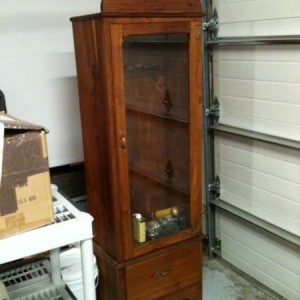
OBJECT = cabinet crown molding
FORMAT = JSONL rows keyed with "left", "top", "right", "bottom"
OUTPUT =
{"left": 101, "top": 0, "right": 204, "bottom": 16}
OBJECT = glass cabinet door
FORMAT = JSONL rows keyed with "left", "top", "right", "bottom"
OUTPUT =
{"left": 114, "top": 21, "right": 202, "bottom": 252}
{"left": 122, "top": 32, "right": 195, "bottom": 245}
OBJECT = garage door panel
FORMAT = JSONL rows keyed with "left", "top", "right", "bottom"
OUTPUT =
{"left": 221, "top": 176, "right": 300, "bottom": 216}
{"left": 215, "top": 132, "right": 300, "bottom": 235}
{"left": 218, "top": 132, "right": 300, "bottom": 165}
{"left": 220, "top": 112, "right": 300, "bottom": 140}
{"left": 215, "top": 0, "right": 300, "bottom": 23}
{"left": 220, "top": 79, "right": 300, "bottom": 105}
{"left": 220, "top": 96, "right": 300, "bottom": 125}
{"left": 217, "top": 213, "right": 300, "bottom": 299}
{"left": 214, "top": 46, "right": 300, "bottom": 140}
{"left": 222, "top": 236, "right": 300, "bottom": 291}
{"left": 221, "top": 158, "right": 300, "bottom": 204}
{"left": 220, "top": 215, "right": 300, "bottom": 274}
{"left": 217, "top": 18, "right": 300, "bottom": 37}
{"left": 221, "top": 180, "right": 300, "bottom": 236}
{"left": 213, "top": 0, "right": 300, "bottom": 37}
{"left": 216, "top": 45, "right": 300, "bottom": 62}
{"left": 223, "top": 248, "right": 300, "bottom": 300}
{"left": 218, "top": 61, "right": 300, "bottom": 84}
{"left": 220, "top": 143, "right": 300, "bottom": 184}
{"left": 209, "top": 1, "right": 300, "bottom": 299}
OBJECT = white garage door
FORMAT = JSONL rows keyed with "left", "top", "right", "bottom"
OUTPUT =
{"left": 204, "top": 1, "right": 300, "bottom": 299}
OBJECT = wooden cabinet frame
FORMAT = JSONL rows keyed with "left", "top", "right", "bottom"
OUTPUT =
{"left": 71, "top": 1, "right": 204, "bottom": 299}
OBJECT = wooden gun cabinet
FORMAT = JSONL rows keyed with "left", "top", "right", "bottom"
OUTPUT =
{"left": 71, "top": 1, "right": 204, "bottom": 299}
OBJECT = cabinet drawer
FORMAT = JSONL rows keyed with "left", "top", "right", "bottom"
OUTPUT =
{"left": 126, "top": 242, "right": 201, "bottom": 300}
{"left": 159, "top": 285, "right": 201, "bottom": 300}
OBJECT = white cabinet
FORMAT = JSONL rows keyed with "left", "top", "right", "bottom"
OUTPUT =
{"left": 0, "top": 185, "right": 96, "bottom": 300}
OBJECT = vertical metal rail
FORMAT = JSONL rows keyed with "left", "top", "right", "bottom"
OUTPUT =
{"left": 202, "top": 0, "right": 218, "bottom": 257}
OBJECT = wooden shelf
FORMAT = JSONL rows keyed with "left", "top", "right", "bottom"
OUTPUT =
{"left": 126, "top": 106, "right": 189, "bottom": 124}
{"left": 129, "top": 167, "right": 189, "bottom": 196}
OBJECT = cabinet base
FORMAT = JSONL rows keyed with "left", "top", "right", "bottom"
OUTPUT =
{"left": 94, "top": 238, "right": 202, "bottom": 300}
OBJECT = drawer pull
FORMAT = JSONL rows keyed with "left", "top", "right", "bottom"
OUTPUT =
{"left": 154, "top": 268, "right": 173, "bottom": 277}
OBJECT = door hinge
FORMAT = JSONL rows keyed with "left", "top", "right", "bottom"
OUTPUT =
{"left": 208, "top": 176, "right": 220, "bottom": 197}
{"left": 203, "top": 8, "right": 219, "bottom": 39}
{"left": 210, "top": 238, "right": 222, "bottom": 257}
{"left": 206, "top": 97, "right": 220, "bottom": 122}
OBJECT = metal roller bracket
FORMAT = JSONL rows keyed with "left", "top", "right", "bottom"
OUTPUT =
{"left": 203, "top": 8, "right": 219, "bottom": 39}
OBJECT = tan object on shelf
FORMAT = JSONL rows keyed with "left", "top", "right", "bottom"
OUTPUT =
{"left": 152, "top": 206, "right": 179, "bottom": 219}
{"left": 0, "top": 113, "right": 53, "bottom": 239}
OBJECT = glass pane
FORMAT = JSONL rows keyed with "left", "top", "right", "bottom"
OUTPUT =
{"left": 123, "top": 34, "right": 190, "bottom": 244}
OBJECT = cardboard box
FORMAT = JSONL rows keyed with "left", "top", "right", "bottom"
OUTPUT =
{"left": 0, "top": 113, "right": 54, "bottom": 239}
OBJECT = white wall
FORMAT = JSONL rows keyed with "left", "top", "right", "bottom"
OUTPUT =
{"left": 0, "top": 0, "right": 100, "bottom": 167}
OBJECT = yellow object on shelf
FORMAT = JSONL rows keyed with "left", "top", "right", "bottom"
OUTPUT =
{"left": 132, "top": 213, "right": 146, "bottom": 243}
{"left": 152, "top": 206, "right": 179, "bottom": 219}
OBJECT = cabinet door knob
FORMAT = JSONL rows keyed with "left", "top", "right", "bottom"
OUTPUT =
{"left": 119, "top": 132, "right": 126, "bottom": 151}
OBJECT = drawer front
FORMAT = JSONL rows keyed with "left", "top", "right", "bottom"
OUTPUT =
{"left": 159, "top": 285, "right": 201, "bottom": 300}
{"left": 126, "top": 242, "right": 201, "bottom": 300}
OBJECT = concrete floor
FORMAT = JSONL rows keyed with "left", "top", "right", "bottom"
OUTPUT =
{"left": 203, "top": 256, "right": 282, "bottom": 300}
